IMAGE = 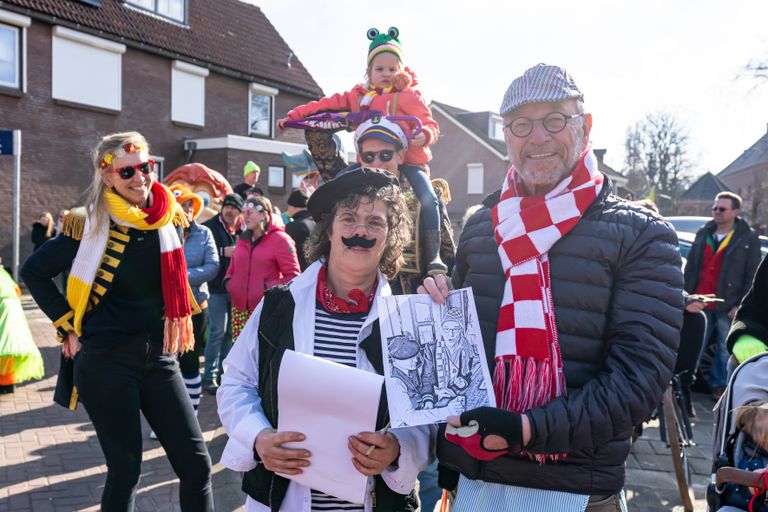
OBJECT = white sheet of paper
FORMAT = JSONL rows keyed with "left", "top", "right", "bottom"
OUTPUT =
{"left": 379, "top": 287, "right": 496, "bottom": 428}
{"left": 276, "top": 349, "right": 384, "bottom": 504}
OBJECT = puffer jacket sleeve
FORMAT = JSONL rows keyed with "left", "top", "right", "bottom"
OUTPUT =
{"left": 273, "top": 232, "right": 301, "bottom": 283}
{"left": 187, "top": 225, "right": 220, "bottom": 287}
{"left": 399, "top": 89, "right": 440, "bottom": 146}
{"left": 286, "top": 87, "right": 358, "bottom": 121}
{"left": 526, "top": 218, "right": 684, "bottom": 454}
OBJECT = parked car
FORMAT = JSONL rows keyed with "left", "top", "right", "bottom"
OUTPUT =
{"left": 676, "top": 231, "right": 696, "bottom": 269}
{"left": 667, "top": 216, "right": 709, "bottom": 234}
{"left": 670, "top": 216, "right": 768, "bottom": 257}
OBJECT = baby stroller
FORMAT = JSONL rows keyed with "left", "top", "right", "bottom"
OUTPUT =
{"left": 707, "top": 352, "right": 768, "bottom": 511}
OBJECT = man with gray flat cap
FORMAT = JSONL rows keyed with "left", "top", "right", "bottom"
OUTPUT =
{"left": 419, "top": 63, "right": 684, "bottom": 510}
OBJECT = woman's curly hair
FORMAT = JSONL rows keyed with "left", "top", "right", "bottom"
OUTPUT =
{"left": 305, "top": 184, "right": 412, "bottom": 279}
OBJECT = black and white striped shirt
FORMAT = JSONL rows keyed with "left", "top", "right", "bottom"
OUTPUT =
{"left": 310, "top": 304, "right": 367, "bottom": 512}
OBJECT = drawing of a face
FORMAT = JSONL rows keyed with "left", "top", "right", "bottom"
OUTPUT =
{"left": 392, "top": 355, "right": 419, "bottom": 372}
{"left": 443, "top": 320, "right": 464, "bottom": 348}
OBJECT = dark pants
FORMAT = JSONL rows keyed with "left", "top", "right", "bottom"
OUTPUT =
{"left": 74, "top": 339, "right": 213, "bottom": 511}
{"left": 400, "top": 164, "right": 440, "bottom": 232}
{"left": 180, "top": 308, "right": 208, "bottom": 375}
{"left": 585, "top": 493, "right": 626, "bottom": 511}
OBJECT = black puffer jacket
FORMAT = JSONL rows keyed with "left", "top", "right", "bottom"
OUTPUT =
{"left": 440, "top": 182, "right": 684, "bottom": 495}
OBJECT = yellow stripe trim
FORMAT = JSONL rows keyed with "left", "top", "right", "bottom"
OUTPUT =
{"left": 106, "top": 241, "right": 125, "bottom": 254}
{"left": 69, "top": 387, "right": 78, "bottom": 410}
{"left": 109, "top": 229, "right": 130, "bottom": 242}
{"left": 95, "top": 269, "right": 114, "bottom": 283}
{"left": 101, "top": 254, "right": 119, "bottom": 268}
{"left": 93, "top": 283, "right": 107, "bottom": 296}
{"left": 53, "top": 310, "right": 75, "bottom": 329}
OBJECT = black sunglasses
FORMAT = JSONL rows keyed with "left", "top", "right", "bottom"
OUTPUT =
{"left": 113, "top": 160, "right": 154, "bottom": 180}
{"left": 360, "top": 150, "right": 395, "bottom": 164}
{"left": 712, "top": 206, "right": 731, "bottom": 213}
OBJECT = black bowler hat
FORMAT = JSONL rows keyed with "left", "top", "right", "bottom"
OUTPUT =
{"left": 307, "top": 165, "right": 398, "bottom": 222}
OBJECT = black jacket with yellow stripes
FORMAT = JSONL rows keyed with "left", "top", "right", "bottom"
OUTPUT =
{"left": 20, "top": 210, "right": 180, "bottom": 408}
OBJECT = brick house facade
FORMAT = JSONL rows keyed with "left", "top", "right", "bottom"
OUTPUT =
{"left": 717, "top": 127, "right": 768, "bottom": 232}
{"left": 0, "top": 0, "right": 322, "bottom": 266}
{"left": 429, "top": 101, "right": 509, "bottom": 228}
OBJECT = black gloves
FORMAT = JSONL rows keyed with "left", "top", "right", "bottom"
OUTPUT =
{"left": 445, "top": 406, "right": 523, "bottom": 461}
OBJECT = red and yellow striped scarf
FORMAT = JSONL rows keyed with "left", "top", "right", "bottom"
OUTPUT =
{"left": 67, "top": 181, "right": 197, "bottom": 354}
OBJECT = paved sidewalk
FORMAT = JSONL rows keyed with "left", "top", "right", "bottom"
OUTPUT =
{"left": 1, "top": 296, "right": 715, "bottom": 511}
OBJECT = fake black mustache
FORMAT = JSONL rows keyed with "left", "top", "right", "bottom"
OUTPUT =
{"left": 342, "top": 236, "right": 376, "bottom": 249}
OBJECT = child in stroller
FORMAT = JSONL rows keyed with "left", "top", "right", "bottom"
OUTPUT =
{"left": 709, "top": 353, "right": 768, "bottom": 512}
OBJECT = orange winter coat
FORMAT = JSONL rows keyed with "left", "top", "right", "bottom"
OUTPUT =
{"left": 285, "top": 70, "right": 439, "bottom": 166}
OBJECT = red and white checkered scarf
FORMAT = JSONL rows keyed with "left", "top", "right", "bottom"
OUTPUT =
{"left": 491, "top": 148, "right": 603, "bottom": 462}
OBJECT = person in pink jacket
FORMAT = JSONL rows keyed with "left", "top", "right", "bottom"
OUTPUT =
{"left": 224, "top": 195, "right": 300, "bottom": 340}
{"left": 277, "top": 27, "right": 447, "bottom": 275}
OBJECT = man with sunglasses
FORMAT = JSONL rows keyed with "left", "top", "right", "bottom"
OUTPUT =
{"left": 419, "top": 63, "right": 683, "bottom": 511}
{"left": 353, "top": 117, "right": 454, "bottom": 280}
{"left": 353, "top": 117, "right": 407, "bottom": 174}
{"left": 684, "top": 191, "right": 761, "bottom": 401}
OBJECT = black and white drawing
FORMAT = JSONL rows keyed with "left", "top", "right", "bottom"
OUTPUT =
{"left": 379, "top": 288, "right": 496, "bottom": 428}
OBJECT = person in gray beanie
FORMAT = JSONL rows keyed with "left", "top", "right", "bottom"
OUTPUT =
{"left": 419, "top": 63, "right": 684, "bottom": 511}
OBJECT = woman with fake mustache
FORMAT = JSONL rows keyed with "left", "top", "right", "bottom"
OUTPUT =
{"left": 217, "top": 167, "right": 433, "bottom": 512}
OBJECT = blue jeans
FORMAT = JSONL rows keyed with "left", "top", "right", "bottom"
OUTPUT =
{"left": 203, "top": 293, "right": 232, "bottom": 383}
{"left": 702, "top": 309, "right": 733, "bottom": 389}
{"left": 418, "top": 460, "right": 441, "bottom": 512}
{"left": 400, "top": 164, "right": 440, "bottom": 232}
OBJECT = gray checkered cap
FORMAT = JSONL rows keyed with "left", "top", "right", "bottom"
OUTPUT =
{"left": 499, "top": 63, "right": 583, "bottom": 116}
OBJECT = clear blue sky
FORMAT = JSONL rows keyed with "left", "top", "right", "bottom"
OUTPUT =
{"left": 256, "top": 0, "right": 768, "bottom": 179}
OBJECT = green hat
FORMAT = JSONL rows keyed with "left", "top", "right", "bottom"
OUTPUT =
{"left": 367, "top": 27, "right": 403, "bottom": 66}
{"left": 243, "top": 161, "right": 261, "bottom": 177}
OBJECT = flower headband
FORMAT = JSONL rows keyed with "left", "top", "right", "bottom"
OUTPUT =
{"left": 99, "top": 143, "right": 146, "bottom": 169}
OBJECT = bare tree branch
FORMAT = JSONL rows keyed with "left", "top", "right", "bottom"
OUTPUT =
{"left": 623, "top": 112, "right": 693, "bottom": 207}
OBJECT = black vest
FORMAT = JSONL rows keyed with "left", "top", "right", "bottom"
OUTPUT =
{"left": 241, "top": 285, "right": 418, "bottom": 512}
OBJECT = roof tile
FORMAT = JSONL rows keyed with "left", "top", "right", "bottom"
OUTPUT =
{"left": 3, "top": 0, "right": 323, "bottom": 96}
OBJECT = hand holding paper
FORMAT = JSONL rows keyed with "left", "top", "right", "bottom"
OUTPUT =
{"left": 348, "top": 430, "right": 400, "bottom": 476}
{"left": 254, "top": 429, "right": 311, "bottom": 476}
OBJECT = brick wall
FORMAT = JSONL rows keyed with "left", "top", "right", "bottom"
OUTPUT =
{"left": 0, "top": 19, "right": 317, "bottom": 266}
{"left": 720, "top": 165, "right": 768, "bottom": 229}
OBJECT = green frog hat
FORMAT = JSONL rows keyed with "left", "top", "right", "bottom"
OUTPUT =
{"left": 367, "top": 27, "right": 403, "bottom": 66}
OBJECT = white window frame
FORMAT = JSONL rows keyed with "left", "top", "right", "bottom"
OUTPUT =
{"left": 249, "top": 83, "right": 279, "bottom": 138}
{"left": 51, "top": 26, "right": 126, "bottom": 111}
{"left": 268, "top": 165, "right": 286, "bottom": 190}
{"left": 0, "top": 9, "right": 30, "bottom": 92}
{"left": 151, "top": 155, "right": 165, "bottom": 181}
{"left": 467, "top": 163, "right": 484, "bottom": 195}
{"left": 171, "top": 60, "right": 208, "bottom": 127}
{"left": 489, "top": 115, "right": 505, "bottom": 142}
{"left": 125, "top": 0, "right": 187, "bottom": 24}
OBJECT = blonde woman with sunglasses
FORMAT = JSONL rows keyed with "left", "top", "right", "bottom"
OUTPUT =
{"left": 22, "top": 132, "right": 213, "bottom": 511}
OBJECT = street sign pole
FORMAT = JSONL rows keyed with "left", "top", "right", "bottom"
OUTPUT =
{"left": 12, "top": 130, "right": 21, "bottom": 281}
